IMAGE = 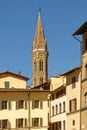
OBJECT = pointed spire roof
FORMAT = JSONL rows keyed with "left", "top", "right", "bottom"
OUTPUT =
{"left": 33, "top": 9, "right": 46, "bottom": 47}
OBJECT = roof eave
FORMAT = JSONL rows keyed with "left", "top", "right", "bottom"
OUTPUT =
{"left": 72, "top": 21, "right": 87, "bottom": 36}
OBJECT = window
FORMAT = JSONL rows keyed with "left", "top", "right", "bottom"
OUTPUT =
{"left": 16, "top": 100, "right": 24, "bottom": 109}
{"left": 72, "top": 120, "right": 75, "bottom": 126}
{"left": 16, "top": 119, "right": 23, "bottom": 128}
{"left": 34, "top": 61, "right": 37, "bottom": 72}
{"left": 69, "top": 98, "right": 77, "bottom": 112}
{"left": 0, "top": 101, "right": 11, "bottom": 110}
{"left": 40, "top": 77, "right": 43, "bottom": 84}
{"left": 85, "top": 64, "right": 87, "bottom": 78}
{"left": 39, "top": 60, "right": 43, "bottom": 71}
{"left": 32, "top": 118, "right": 39, "bottom": 127}
{"left": 58, "top": 121, "right": 61, "bottom": 130}
{"left": 56, "top": 122, "right": 58, "bottom": 130}
{"left": 32, "top": 100, "right": 43, "bottom": 109}
{"left": 72, "top": 76, "right": 76, "bottom": 89}
{"left": 51, "top": 123, "right": 54, "bottom": 130}
{"left": 59, "top": 103, "right": 61, "bottom": 113}
{"left": 51, "top": 94, "right": 54, "bottom": 100}
{"left": 0, "top": 120, "right": 8, "bottom": 129}
{"left": 2, "top": 101, "right": 7, "bottom": 110}
{"left": 63, "top": 102, "right": 65, "bottom": 112}
{"left": 16, "top": 100, "right": 27, "bottom": 109}
{"left": 16, "top": 118, "right": 27, "bottom": 128}
{"left": 63, "top": 121, "right": 65, "bottom": 130}
{"left": 4, "top": 81, "right": 10, "bottom": 88}
{"left": 56, "top": 105, "right": 58, "bottom": 114}
{"left": 52, "top": 106, "right": 54, "bottom": 116}
{"left": 85, "top": 93, "right": 87, "bottom": 107}
{"left": 32, "top": 118, "right": 43, "bottom": 127}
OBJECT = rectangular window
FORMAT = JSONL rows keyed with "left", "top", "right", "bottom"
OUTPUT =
{"left": 32, "top": 100, "right": 43, "bottom": 109}
{"left": 16, "top": 100, "right": 24, "bottom": 109}
{"left": 58, "top": 121, "right": 61, "bottom": 130}
{"left": 32, "top": 100, "right": 39, "bottom": 109}
{"left": 51, "top": 94, "right": 54, "bottom": 100}
{"left": 16, "top": 119, "right": 23, "bottom": 128}
{"left": 56, "top": 122, "right": 58, "bottom": 130}
{"left": 63, "top": 120, "right": 65, "bottom": 130}
{"left": 51, "top": 123, "right": 54, "bottom": 130}
{"left": 52, "top": 106, "right": 54, "bottom": 116}
{"left": 4, "top": 81, "right": 10, "bottom": 88}
{"left": 69, "top": 98, "right": 77, "bottom": 112}
{"left": 2, "top": 101, "right": 7, "bottom": 110}
{"left": 72, "top": 76, "right": 76, "bottom": 89}
{"left": 16, "top": 119, "right": 27, "bottom": 128}
{"left": 73, "top": 120, "right": 75, "bottom": 126}
{"left": 63, "top": 102, "right": 65, "bottom": 112}
{"left": 56, "top": 105, "right": 58, "bottom": 114}
{"left": 1, "top": 120, "right": 8, "bottom": 129}
{"left": 32, "top": 118, "right": 39, "bottom": 127}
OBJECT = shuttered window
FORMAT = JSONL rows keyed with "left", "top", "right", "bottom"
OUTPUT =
{"left": 32, "top": 100, "right": 43, "bottom": 109}
{"left": 32, "top": 118, "right": 43, "bottom": 127}
{"left": 69, "top": 98, "right": 77, "bottom": 112}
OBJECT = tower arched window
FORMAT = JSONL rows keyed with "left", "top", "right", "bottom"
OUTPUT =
{"left": 34, "top": 61, "right": 37, "bottom": 72}
{"left": 39, "top": 60, "right": 43, "bottom": 71}
{"left": 40, "top": 77, "right": 43, "bottom": 84}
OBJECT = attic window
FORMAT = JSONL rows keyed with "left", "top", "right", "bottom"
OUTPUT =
{"left": 4, "top": 81, "right": 10, "bottom": 88}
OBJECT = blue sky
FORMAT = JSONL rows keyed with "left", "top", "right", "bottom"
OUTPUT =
{"left": 0, "top": 0, "right": 87, "bottom": 85}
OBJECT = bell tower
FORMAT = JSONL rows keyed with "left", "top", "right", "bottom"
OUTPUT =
{"left": 32, "top": 10, "right": 48, "bottom": 87}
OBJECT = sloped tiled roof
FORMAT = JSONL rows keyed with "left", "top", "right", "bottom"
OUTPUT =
{"left": 0, "top": 71, "right": 29, "bottom": 81}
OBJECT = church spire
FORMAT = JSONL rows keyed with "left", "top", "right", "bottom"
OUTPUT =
{"left": 32, "top": 10, "right": 48, "bottom": 87}
{"left": 33, "top": 9, "right": 46, "bottom": 51}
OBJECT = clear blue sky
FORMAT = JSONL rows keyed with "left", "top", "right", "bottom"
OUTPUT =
{"left": 0, "top": 0, "right": 87, "bottom": 85}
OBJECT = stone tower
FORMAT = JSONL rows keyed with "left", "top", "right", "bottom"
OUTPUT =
{"left": 32, "top": 10, "right": 48, "bottom": 87}
{"left": 73, "top": 21, "right": 87, "bottom": 130}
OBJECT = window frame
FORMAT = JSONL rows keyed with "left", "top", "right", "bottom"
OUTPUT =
{"left": 4, "top": 81, "right": 10, "bottom": 88}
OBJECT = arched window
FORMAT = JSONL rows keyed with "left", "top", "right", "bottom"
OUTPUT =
{"left": 56, "top": 105, "right": 58, "bottom": 114}
{"left": 34, "top": 61, "right": 37, "bottom": 72}
{"left": 59, "top": 103, "right": 61, "bottom": 113}
{"left": 39, "top": 60, "right": 43, "bottom": 71}
{"left": 52, "top": 106, "right": 54, "bottom": 116}
{"left": 40, "top": 77, "right": 43, "bottom": 84}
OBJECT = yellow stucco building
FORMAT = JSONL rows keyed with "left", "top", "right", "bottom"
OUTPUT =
{"left": 0, "top": 71, "right": 49, "bottom": 130}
